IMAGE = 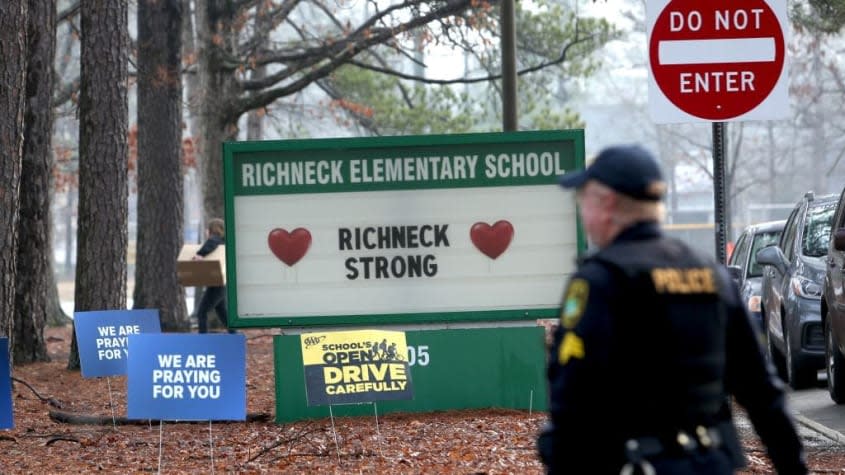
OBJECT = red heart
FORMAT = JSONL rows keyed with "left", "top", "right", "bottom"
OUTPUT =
{"left": 267, "top": 228, "right": 312, "bottom": 266}
{"left": 470, "top": 221, "right": 514, "bottom": 260}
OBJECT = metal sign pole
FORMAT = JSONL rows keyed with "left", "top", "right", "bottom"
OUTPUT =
{"left": 712, "top": 122, "right": 728, "bottom": 265}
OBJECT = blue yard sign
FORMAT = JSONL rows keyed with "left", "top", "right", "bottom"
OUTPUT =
{"left": 127, "top": 334, "right": 246, "bottom": 421}
{"left": 0, "top": 338, "right": 12, "bottom": 429}
{"left": 74, "top": 309, "right": 161, "bottom": 378}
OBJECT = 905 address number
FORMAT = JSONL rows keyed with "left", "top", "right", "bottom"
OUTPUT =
{"left": 406, "top": 345, "right": 430, "bottom": 366}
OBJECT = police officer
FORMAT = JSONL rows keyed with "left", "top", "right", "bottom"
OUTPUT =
{"left": 537, "top": 144, "right": 807, "bottom": 474}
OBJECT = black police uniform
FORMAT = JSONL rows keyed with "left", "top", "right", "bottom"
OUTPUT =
{"left": 540, "top": 221, "right": 807, "bottom": 474}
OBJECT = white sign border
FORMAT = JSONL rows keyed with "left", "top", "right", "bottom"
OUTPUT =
{"left": 646, "top": 0, "right": 790, "bottom": 123}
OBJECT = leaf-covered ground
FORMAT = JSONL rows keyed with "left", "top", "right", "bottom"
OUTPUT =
{"left": 3, "top": 325, "right": 844, "bottom": 474}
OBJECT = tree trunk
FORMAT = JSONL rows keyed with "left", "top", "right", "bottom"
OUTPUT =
{"left": 246, "top": 81, "right": 265, "bottom": 140}
{"left": 245, "top": 3, "right": 270, "bottom": 141}
{"left": 14, "top": 0, "right": 56, "bottom": 365}
{"left": 0, "top": 2, "right": 28, "bottom": 355}
{"left": 69, "top": 0, "right": 129, "bottom": 370}
{"left": 134, "top": 0, "right": 188, "bottom": 332}
{"left": 196, "top": 0, "right": 239, "bottom": 224}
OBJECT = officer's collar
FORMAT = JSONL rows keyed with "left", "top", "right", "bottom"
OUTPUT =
{"left": 611, "top": 221, "right": 662, "bottom": 244}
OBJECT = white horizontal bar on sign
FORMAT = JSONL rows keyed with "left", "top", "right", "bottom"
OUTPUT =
{"left": 658, "top": 37, "right": 775, "bottom": 65}
{"left": 236, "top": 277, "right": 566, "bottom": 316}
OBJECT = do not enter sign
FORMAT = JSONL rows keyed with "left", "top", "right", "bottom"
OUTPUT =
{"left": 647, "top": 0, "right": 788, "bottom": 123}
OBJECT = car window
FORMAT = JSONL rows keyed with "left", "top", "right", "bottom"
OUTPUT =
{"left": 781, "top": 206, "right": 800, "bottom": 261}
{"left": 748, "top": 230, "right": 781, "bottom": 277}
{"left": 803, "top": 202, "right": 837, "bottom": 257}
{"left": 730, "top": 231, "right": 750, "bottom": 268}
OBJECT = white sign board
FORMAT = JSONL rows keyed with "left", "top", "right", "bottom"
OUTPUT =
{"left": 223, "top": 131, "right": 585, "bottom": 328}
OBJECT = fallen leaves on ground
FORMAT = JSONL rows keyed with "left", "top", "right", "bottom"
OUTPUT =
{"left": 2, "top": 325, "right": 844, "bottom": 474}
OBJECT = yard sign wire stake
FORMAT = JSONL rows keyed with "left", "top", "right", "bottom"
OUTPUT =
{"left": 329, "top": 404, "right": 340, "bottom": 463}
{"left": 158, "top": 420, "right": 164, "bottom": 474}
{"left": 106, "top": 377, "right": 117, "bottom": 429}
{"left": 373, "top": 402, "right": 384, "bottom": 458}
{"left": 209, "top": 420, "right": 215, "bottom": 474}
{"left": 529, "top": 389, "right": 533, "bottom": 416}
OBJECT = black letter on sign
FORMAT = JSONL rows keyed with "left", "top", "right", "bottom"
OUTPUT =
{"left": 435, "top": 225, "right": 450, "bottom": 247}
{"left": 423, "top": 254, "right": 438, "bottom": 276}
{"left": 339, "top": 228, "right": 352, "bottom": 250}
{"left": 345, "top": 257, "right": 359, "bottom": 279}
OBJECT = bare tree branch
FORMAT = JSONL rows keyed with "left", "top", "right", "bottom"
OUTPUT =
{"left": 57, "top": 1, "right": 80, "bottom": 25}
{"left": 12, "top": 377, "right": 63, "bottom": 408}
{"left": 345, "top": 31, "right": 595, "bottom": 85}
{"left": 240, "top": 0, "right": 305, "bottom": 56}
{"left": 361, "top": 50, "right": 417, "bottom": 107}
{"left": 49, "top": 410, "right": 271, "bottom": 425}
{"left": 235, "top": 0, "right": 605, "bottom": 118}
{"left": 315, "top": 79, "right": 381, "bottom": 134}
{"left": 233, "top": 0, "right": 480, "bottom": 116}
{"left": 249, "top": 0, "right": 489, "bottom": 69}
{"left": 234, "top": 0, "right": 264, "bottom": 12}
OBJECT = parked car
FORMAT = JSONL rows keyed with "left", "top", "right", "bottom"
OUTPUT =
{"left": 757, "top": 191, "right": 838, "bottom": 389}
{"left": 822, "top": 187, "right": 845, "bottom": 403}
{"left": 727, "top": 219, "right": 786, "bottom": 338}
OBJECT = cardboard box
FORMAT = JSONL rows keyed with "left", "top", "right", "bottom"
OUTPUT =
{"left": 177, "top": 244, "right": 226, "bottom": 287}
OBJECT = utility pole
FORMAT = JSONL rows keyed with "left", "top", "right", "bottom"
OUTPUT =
{"left": 501, "top": 0, "right": 517, "bottom": 131}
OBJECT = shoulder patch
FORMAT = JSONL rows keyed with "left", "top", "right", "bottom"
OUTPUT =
{"left": 558, "top": 331, "right": 585, "bottom": 364}
{"left": 560, "top": 278, "right": 589, "bottom": 329}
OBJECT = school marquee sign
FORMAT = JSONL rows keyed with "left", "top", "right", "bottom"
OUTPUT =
{"left": 223, "top": 130, "right": 585, "bottom": 328}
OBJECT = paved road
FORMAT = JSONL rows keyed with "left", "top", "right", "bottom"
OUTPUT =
{"left": 735, "top": 372, "right": 845, "bottom": 449}
{"left": 787, "top": 378, "right": 845, "bottom": 445}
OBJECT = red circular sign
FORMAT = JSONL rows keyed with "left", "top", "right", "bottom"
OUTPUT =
{"left": 649, "top": 0, "right": 785, "bottom": 120}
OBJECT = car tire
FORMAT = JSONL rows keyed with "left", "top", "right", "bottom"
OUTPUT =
{"left": 826, "top": 317, "right": 845, "bottom": 404}
{"left": 786, "top": 327, "right": 815, "bottom": 390}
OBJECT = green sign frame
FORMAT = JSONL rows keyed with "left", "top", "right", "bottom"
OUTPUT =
{"left": 273, "top": 326, "right": 548, "bottom": 422}
{"left": 223, "top": 130, "right": 586, "bottom": 329}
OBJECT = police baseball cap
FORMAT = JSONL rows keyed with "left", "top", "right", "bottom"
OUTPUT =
{"left": 558, "top": 144, "right": 666, "bottom": 201}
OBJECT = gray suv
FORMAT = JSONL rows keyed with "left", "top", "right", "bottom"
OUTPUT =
{"left": 757, "top": 191, "right": 837, "bottom": 389}
{"left": 822, "top": 188, "right": 845, "bottom": 402}
{"left": 727, "top": 219, "right": 786, "bottom": 339}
